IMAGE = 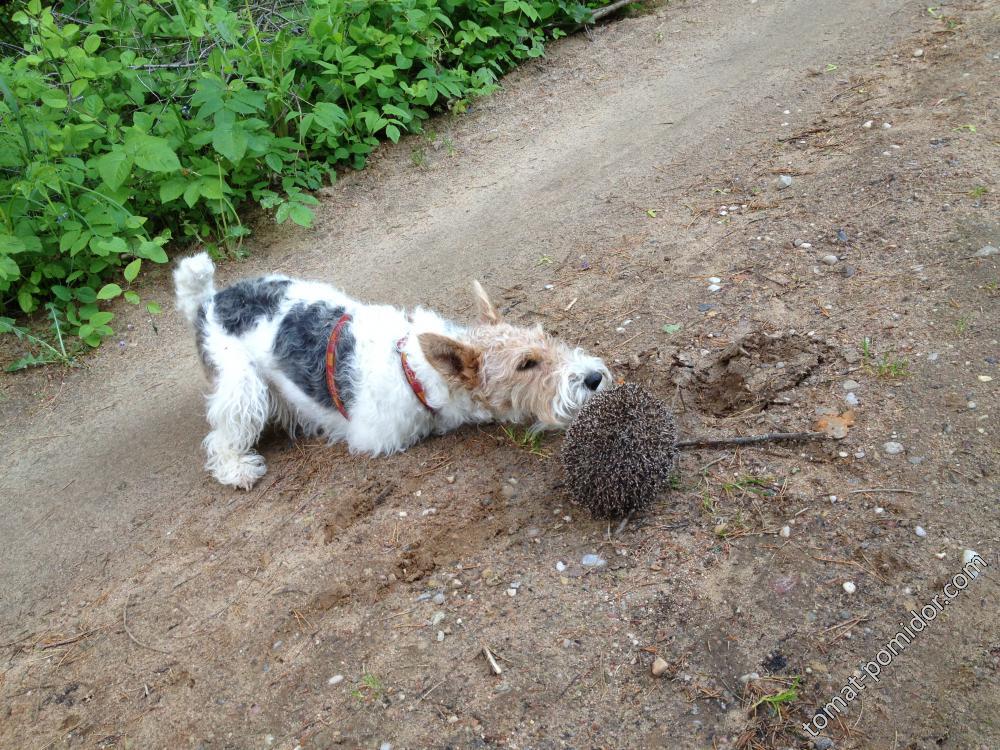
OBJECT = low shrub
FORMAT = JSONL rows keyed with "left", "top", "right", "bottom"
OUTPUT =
{"left": 0, "top": 0, "right": 600, "bottom": 362}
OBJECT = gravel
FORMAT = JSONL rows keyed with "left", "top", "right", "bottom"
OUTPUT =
{"left": 974, "top": 245, "right": 998, "bottom": 257}
{"left": 883, "top": 441, "right": 905, "bottom": 455}
{"left": 842, "top": 581, "right": 857, "bottom": 594}
{"left": 842, "top": 379, "right": 861, "bottom": 391}
{"left": 777, "top": 175, "right": 794, "bottom": 189}
{"left": 821, "top": 254, "right": 839, "bottom": 266}
{"left": 581, "top": 554, "right": 607, "bottom": 568}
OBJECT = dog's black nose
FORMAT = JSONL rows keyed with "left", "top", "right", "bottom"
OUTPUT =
{"left": 584, "top": 371, "right": 604, "bottom": 391}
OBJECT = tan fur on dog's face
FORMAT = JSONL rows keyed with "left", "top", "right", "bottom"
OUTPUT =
{"left": 419, "top": 282, "right": 610, "bottom": 428}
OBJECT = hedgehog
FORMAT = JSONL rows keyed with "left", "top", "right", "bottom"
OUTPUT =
{"left": 562, "top": 383, "right": 825, "bottom": 518}
{"left": 561, "top": 383, "right": 679, "bottom": 518}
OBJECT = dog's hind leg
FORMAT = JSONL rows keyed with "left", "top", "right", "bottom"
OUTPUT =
{"left": 202, "top": 348, "right": 270, "bottom": 490}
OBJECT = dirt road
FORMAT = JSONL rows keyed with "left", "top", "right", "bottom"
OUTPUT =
{"left": 2, "top": 1, "right": 997, "bottom": 748}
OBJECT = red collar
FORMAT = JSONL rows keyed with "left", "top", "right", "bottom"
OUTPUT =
{"left": 396, "top": 335, "right": 436, "bottom": 415}
{"left": 325, "top": 320, "right": 436, "bottom": 420}
{"left": 325, "top": 313, "right": 352, "bottom": 420}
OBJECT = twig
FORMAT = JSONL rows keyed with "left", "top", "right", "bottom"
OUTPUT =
{"left": 676, "top": 432, "right": 826, "bottom": 449}
{"left": 36, "top": 627, "right": 104, "bottom": 650}
{"left": 482, "top": 644, "right": 503, "bottom": 675}
{"left": 123, "top": 593, "right": 172, "bottom": 655}
{"left": 847, "top": 487, "right": 920, "bottom": 495}
{"left": 590, "top": 0, "right": 640, "bottom": 23}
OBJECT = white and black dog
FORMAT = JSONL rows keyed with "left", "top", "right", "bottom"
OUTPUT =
{"left": 174, "top": 253, "right": 611, "bottom": 489}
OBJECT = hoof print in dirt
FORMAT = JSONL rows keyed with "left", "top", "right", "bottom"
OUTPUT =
{"left": 674, "top": 331, "right": 829, "bottom": 416}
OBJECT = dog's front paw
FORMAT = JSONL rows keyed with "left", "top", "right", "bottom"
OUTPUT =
{"left": 212, "top": 452, "right": 267, "bottom": 490}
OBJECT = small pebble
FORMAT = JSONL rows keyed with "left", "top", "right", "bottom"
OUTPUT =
{"left": 506, "top": 588, "right": 517, "bottom": 597}
{"left": 978, "top": 375, "right": 993, "bottom": 382}
{"left": 777, "top": 175, "right": 794, "bottom": 189}
{"left": 927, "top": 352, "right": 939, "bottom": 361}
{"left": 883, "top": 441, "right": 905, "bottom": 455}
{"left": 739, "top": 672, "right": 760, "bottom": 684}
{"left": 544, "top": 284, "right": 554, "bottom": 290}
{"left": 555, "top": 561, "right": 567, "bottom": 572}
{"left": 962, "top": 549, "right": 981, "bottom": 565}
{"left": 974, "top": 245, "right": 998, "bottom": 257}
{"left": 845, "top": 392, "right": 860, "bottom": 406}
{"left": 328, "top": 675, "right": 344, "bottom": 686}
{"left": 843, "top": 581, "right": 857, "bottom": 594}
{"left": 708, "top": 276, "right": 721, "bottom": 283}
{"left": 581, "top": 554, "right": 607, "bottom": 568}
{"left": 882, "top": 122, "right": 892, "bottom": 129}
{"left": 842, "top": 379, "right": 861, "bottom": 391}
{"left": 821, "top": 254, "right": 839, "bottom": 266}
{"left": 967, "top": 402, "right": 977, "bottom": 410}
{"left": 913, "top": 48, "right": 924, "bottom": 57}
{"left": 915, "top": 526, "right": 927, "bottom": 538}
{"left": 707, "top": 284, "right": 722, "bottom": 292}
{"left": 862, "top": 120, "right": 874, "bottom": 129}
{"left": 779, "top": 525, "right": 791, "bottom": 538}
{"left": 431, "top": 611, "right": 446, "bottom": 626}
{"left": 437, "top": 630, "right": 445, "bottom": 641}
{"left": 874, "top": 507, "right": 884, "bottom": 514}
{"left": 432, "top": 592, "right": 446, "bottom": 605}
{"left": 814, "top": 738, "right": 835, "bottom": 750}
{"left": 651, "top": 657, "right": 670, "bottom": 677}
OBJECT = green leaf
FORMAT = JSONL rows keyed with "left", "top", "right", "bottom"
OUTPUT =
{"left": 661, "top": 323, "right": 682, "bottom": 334}
{"left": 385, "top": 124, "right": 401, "bottom": 143}
{"left": 124, "top": 291, "right": 140, "bottom": 304}
{"left": 135, "top": 241, "right": 169, "bottom": 263}
{"left": 159, "top": 177, "right": 187, "bottom": 203}
{"left": 97, "top": 283, "right": 122, "bottom": 300}
{"left": 288, "top": 204, "right": 314, "bottom": 228}
{"left": 183, "top": 181, "right": 202, "bottom": 208}
{"left": 95, "top": 149, "right": 133, "bottom": 190}
{"left": 17, "top": 289, "right": 35, "bottom": 313}
{"left": 264, "top": 152, "right": 282, "bottom": 172}
{"left": 83, "top": 33, "right": 100, "bottom": 53}
{"left": 127, "top": 132, "right": 181, "bottom": 172}
{"left": 146, "top": 301, "right": 162, "bottom": 315}
{"left": 212, "top": 110, "right": 248, "bottom": 162}
{"left": 89, "top": 311, "right": 114, "bottom": 326}
{"left": 41, "top": 90, "right": 68, "bottom": 109}
{"left": 0, "top": 255, "right": 20, "bottom": 281}
{"left": 123, "top": 258, "right": 141, "bottom": 282}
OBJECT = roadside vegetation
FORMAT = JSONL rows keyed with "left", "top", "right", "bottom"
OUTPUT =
{"left": 0, "top": 0, "right": 611, "bottom": 363}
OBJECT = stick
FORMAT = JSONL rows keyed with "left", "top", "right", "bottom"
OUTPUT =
{"left": 676, "top": 431, "right": 826, "bottom": 449}
{"left": 847, "top": 488, "right": 920, "bottom": 495}
{"left": 123, "top": 593, "right": 172, "bottom": 655}
{"left": 482, "top": 645, "right": 503, "bottom": 675}
{"left": 590, "top": 0, "right": 640, "bottom": 23}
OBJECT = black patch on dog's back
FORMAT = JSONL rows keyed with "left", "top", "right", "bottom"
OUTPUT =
{"left": 273, "top": 302, "right": 354, "bottom": 411}
{"left": 213, "top": 277, "right": 291, "bottom": 336}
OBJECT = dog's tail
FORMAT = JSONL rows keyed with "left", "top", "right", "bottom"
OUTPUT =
{"left": 173, "top": 252, "right": 216, "bottom": 326}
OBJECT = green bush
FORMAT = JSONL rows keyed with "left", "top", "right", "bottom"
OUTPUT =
{"left": 0, "top": 0, "right": 598, "bottom": 363}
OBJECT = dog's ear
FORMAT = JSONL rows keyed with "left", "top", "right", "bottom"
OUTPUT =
{"left": 472, "top": 280, "right": 502, "bottom": 325}
{"left": 418, "top": 333, "right": 481, "bottom": 389}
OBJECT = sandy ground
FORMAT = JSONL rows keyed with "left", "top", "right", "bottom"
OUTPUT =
{"left": 1, "top": 0, "right": 998, "bottom": 748}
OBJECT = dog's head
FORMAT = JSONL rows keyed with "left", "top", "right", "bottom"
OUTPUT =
{"left": 419, "top": 281, "right": 611, "bottom": 429}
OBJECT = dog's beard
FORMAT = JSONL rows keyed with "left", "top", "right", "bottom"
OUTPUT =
{"left": 546, "top": 352, "right": 611, "bottom": 429}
